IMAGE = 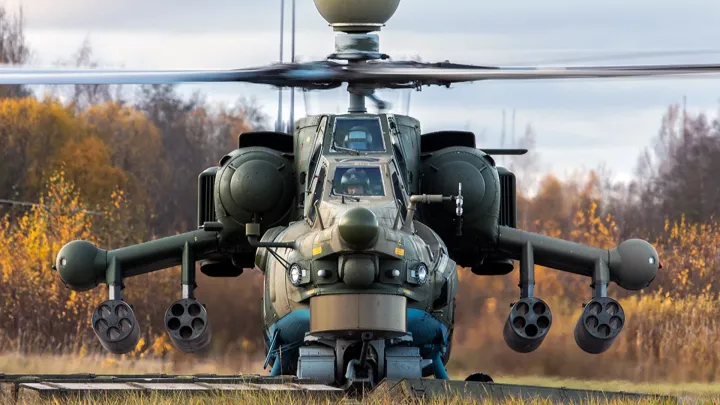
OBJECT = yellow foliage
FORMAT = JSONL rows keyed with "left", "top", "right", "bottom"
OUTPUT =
{"left": 653, "top": 215, "right": 720, "bottom": 296}
{"left": 150, "top": 334, "right": 174, "bottom": 357}
{"left": 57, "top": 136, "right": 128, "bottom": 206}
{"left": 0, "top": 96, "right": 85, "bottom": 199}
{"left": 81, "top": 102, "right": 167, "bottom": 210}
{"left": 0, "top": 97, "right": 163, "bottom": 243}
{"left": 0, "top": 170, "right": 99, "bottom": 351}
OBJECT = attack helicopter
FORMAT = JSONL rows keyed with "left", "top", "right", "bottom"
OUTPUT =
{"left": 4, "top": 0, "right": 718, "bottom": 391}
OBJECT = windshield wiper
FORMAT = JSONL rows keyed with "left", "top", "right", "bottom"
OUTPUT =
{"left": 331, "top": 190, "right": 361, "bottom": 202}
{"left": 333, "top": 141, "right": 360, "bottom": 155}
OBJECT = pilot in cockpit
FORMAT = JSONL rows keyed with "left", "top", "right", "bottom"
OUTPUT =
{"left": 343, "top": 126, "right": 373, "bottom": 151}
{"left": 339, "top": 168, "right": 371, "bottom": 195}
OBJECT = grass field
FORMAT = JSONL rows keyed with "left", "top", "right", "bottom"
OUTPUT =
{"left": 1, "top": 353, "right": 718, "bottom": 405}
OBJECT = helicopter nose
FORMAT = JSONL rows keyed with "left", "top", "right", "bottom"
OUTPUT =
{"left": 338, "top": 207, "right": 379, "bottom": 250}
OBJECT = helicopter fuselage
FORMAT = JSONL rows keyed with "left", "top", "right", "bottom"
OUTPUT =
{"left": 256, "top": 157, "right": 458, "bottom": 383}
{"left": 250, "top": 113, "right": 460, "bottom": 384}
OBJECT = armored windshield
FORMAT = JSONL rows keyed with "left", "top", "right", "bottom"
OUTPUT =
{"left": 332, "top": 166, "right": 385, "bottom": 196}
{"left": 332, "top": 117, "right": 384, "bottom": 152}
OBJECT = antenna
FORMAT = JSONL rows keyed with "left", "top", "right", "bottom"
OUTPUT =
{"left": 303, "top": 87, "right": 310, "bottom": 116}
{"left": 276, "top": 0, "right": 285, "bottom": 132}
{"left": 501, "top": 110, "right": 506, "bottom": 165}
{"left": 682, "top": 95, "right": 687, "bottom": 142}
{"left": 288, "top": 0, "right": 296, "bottom": 132}
{"left": 511, "top": 109, "right": 516, "bottom": 147}
{"left": 404, "top": 89, "right": 411, "bottom": 115}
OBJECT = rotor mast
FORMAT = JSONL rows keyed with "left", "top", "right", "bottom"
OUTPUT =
{"left": 313, "top": 0, "right": 401, "bottom": 114}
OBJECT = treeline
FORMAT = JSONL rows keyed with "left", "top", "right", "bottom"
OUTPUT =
{"left": 0, "top": 7, "right": 270, "bottom": 241}
{"left": 0, "top": 86, "right": 269, "bottom": 241}
{"left": 1, "top": 6, "right": 720, "bottom": 383}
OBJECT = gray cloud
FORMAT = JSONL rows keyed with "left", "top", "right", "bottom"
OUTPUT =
{"left": 10, "top": 0, "right": 720, "bottom": 41}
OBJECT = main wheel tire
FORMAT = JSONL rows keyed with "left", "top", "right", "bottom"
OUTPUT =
{"left": 465, "top": 373, "right": 494, "bottom": 383}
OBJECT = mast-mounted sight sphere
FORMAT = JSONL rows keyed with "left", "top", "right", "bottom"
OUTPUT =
{"left": 313, "top": 0, "right": 401, "bottom": 32}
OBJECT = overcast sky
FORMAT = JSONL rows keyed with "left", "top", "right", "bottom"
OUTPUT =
{"left": 5, "top": 0, "right": 720, "bottom": 183}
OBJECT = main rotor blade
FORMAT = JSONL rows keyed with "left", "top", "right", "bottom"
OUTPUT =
{"left": 0, "top": 60, "right": 719, "bottom": 88}
{"left": 351, "top": 62, "right": 720, "bottom": 86}
{"left": 0, "top": 62, "right": 343, "bottom": 87}
{"left": 504, "top": 49, "right": 720, "bottom": 66}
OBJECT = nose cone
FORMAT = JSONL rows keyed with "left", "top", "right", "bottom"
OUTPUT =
{"left": 338, "top": 207, "right": 379, "bottom": 249}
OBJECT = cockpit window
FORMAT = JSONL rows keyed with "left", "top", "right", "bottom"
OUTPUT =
{"left": 332, "top": 166, "right": 384, "bottom": 196}
{"left": 332, "top": 117, "right": 384, "bottom": 152}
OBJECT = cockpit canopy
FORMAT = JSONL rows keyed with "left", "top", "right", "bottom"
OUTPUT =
{"left": 332, "top": 166, "right": 385, "bottom": 196}
{"left": 332, "top": 117, "right": 384, "bottom": 152}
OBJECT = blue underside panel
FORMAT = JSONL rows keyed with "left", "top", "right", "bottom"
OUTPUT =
{"left": 264, "top": 308, "right": 450, "bottom": 376}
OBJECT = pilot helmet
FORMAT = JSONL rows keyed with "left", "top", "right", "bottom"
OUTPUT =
{"left": 340, "top": 168, "right": 370, "bottom": 193}
{"left": 344, "top": 126, "right": 373, "bottom": 150}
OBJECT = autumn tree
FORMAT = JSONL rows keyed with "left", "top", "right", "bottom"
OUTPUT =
{"left": 50, "top": 38, "right": 125, "bottom": 111}
{"left": 80, "top": 101, "right": 167, "bottom": 241}
{"left": 507, "top": 124, "right": 542, "bottom": 194}
{"left": 616, "top": 105, "right": 720, "bottom": 239}
{"left": 0, "top": 5, "right": 31, "bottom": 99}
{"left": 132, "top": 85, "right": 265, "bottom": 236}
{"left": 0, "top": 97, "right": 86, "bottom": 203}
{"left": 0, "top": 96, "right": 168, "bottom": 241}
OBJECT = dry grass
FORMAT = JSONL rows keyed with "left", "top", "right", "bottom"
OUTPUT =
{"left": 7, "top": 393, "right": 689, "bottom": 405}
{"left": 0, "top": 354, "right": 717, "bottom": 405}
{"left": 0, "top": 352, "right": 262, "bottom": 375}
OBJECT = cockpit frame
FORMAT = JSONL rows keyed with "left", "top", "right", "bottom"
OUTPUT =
{"left": 300, "top": 113, "right": 417, "bottom": 229}
{"left": 326, "top": 115, "right": 388, "bottom": 155}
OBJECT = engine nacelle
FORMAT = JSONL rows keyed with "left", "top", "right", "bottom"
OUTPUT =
{"left": 418, "top": 146, "right": 501, "bottom": 267}
{"left": 214, "top": 147, "right": 294, "bottom": 232}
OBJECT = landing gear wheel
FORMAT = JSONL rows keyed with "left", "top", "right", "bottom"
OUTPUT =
{"left": 465, "top": 373, "right": 494, "bottom": 383}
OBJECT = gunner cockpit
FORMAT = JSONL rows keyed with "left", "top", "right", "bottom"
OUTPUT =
{"left": 332, "top": 166, "right": 385, "bottom": 196}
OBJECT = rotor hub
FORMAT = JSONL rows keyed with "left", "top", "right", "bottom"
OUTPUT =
{"left": 333, "top": 33, "right": 382, "bottom": 61}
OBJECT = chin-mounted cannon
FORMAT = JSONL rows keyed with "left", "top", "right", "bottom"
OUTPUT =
{"left": 495, "top": 228, "right": 661, "bottom": 354}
